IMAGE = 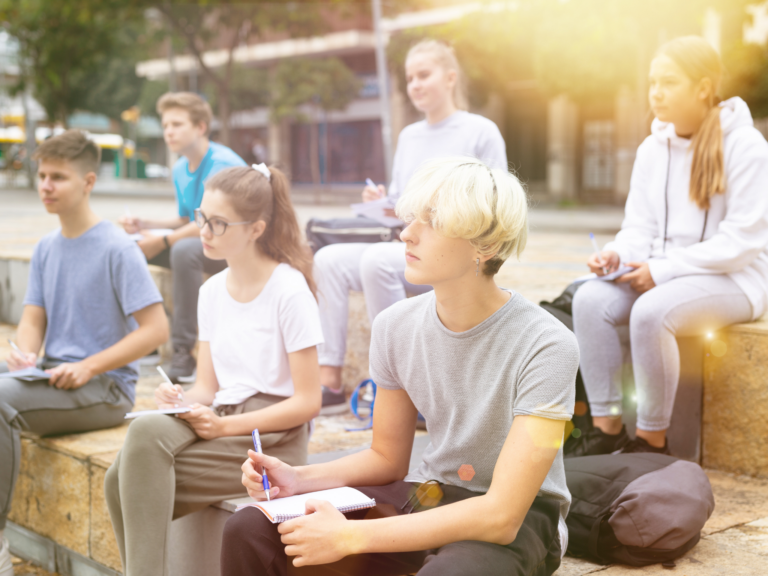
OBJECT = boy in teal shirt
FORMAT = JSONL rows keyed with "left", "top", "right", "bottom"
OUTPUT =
{"left": 119, "top": 92, "right": 246, "bottom": 382}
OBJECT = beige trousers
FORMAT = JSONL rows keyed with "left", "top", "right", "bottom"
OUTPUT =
{"left": 104, "top": 393, "right": 308, "bottom": 576}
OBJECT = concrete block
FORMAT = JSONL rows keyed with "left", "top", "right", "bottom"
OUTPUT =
{"left": 6, "top": 521, "right": 57, "bottom": 573}
{"left": 9, "top": 438, "right": 91, "bottom": 556}
{"left": 168, "top": 506, "right": 231, "bottom": 576}
{"left": 702, "top": 321, "right": 768, "bottom": 477}
{"left": 341, "top": 291, "right": 371, "bottom": 393}
{"left": 0, "top": 257, "right": 30, "bottom": 324}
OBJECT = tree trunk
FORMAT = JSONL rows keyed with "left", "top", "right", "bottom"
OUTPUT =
{"left": 218, "top": 87, "right": 230, "bottom": 145}
{"left": 309, "top": 114, "right": 320, "bottom": 187}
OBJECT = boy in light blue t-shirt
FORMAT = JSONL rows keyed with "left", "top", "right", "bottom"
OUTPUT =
{"left": 118, "top": 92, "right": 246, "bottom": 382}
{"left": 0, "top": 130, "right": 169, "bottom": 574}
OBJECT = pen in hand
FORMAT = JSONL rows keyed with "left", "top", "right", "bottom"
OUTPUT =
{"left": 589, "top": 233, "right": 608, "bottom": 275}
{"left": 157, "top": 366, "right": 184, "bottom": 401}
{"left": 8, "top": 339, "right": 33, "bottom": 368}
{"left": 252, "top": 429, "right": 271, "bottom": 501}
{"left": 8, "top": 339, "right": 21, "bottom": 354}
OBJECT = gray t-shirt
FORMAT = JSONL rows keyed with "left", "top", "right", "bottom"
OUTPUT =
{"left": 389, "top": 110, "right": 507, "bottom": 200}
{"left": 24, "top": 221, "right": 163, "bottom": 403}
{"left": 370, "top": 290, "right": 579, "bottom": 525}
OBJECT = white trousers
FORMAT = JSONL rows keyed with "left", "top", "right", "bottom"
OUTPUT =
{"left": 314, "top": 242, "right": 433, "bottom": 366}
{"left": 572, "top": 274, "right": 752, "bottom": 431}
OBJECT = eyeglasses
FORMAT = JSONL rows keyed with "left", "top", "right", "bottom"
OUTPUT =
{"left": 194, "top": 208, "right": 253, "bottom": 236}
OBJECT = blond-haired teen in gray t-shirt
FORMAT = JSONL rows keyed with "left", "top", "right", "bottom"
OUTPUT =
{"left": 228, "top": 157, "right": 578, "bottom": 576}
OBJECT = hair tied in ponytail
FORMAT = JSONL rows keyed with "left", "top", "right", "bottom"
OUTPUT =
{"left": 252, "top": 163, "right": 271, "bottom": 181}
{"left": 204, "top": 166, "right": 318, "bottom": 298}
{"left": 657, "top": 36, "right": 725, "bottom": 210}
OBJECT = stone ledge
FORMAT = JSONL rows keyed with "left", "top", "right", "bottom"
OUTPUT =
{"left": 703, "top": 320, "right": 768, "bottom": 478}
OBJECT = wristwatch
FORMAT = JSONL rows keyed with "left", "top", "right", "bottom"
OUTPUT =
{"left": 163, "top": 235, "right": 171, "bottom": 249}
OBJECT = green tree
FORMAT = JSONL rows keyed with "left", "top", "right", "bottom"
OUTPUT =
{"left": 723, "top": 41, "right": 768, "bottom": 118}
{"left": 270, "top": 57, "right": 361, "bottom": 184}
{"left": 152, "top": 1, "right": 343, "bottom": 145}
{"left": 0, "top": 0, "right": 143, "bottom": 125}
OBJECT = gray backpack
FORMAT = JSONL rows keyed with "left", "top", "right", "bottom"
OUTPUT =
{"left": 564, "top": 453, "right": 714, "bottom": 567}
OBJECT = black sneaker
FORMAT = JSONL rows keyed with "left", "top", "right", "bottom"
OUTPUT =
{"left": 564, "top": 425, "right": 630, "bottom": 458}
{"left": 320, "top": 386, "right": 348, "bottom": 415}
{"left": 619, "top": 436, "right": 671, "bottom": 455}
{"left": 164, "top": 349, "right": 196, "bottom": 383}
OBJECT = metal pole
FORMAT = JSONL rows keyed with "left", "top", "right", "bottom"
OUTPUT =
{"left": 21, "top": 84, "right": 35, "bottom": 190}
{"left": 371, "top": 0, "right": 392, "bottom": 183}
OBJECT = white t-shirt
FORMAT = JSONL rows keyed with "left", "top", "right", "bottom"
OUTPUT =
{"left": 198, "top": 263, "right": 324, "bottom": 406}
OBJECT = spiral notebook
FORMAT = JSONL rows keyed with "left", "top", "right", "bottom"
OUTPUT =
{"left": 235, "top": 487, "right": 376, "bottom": 523}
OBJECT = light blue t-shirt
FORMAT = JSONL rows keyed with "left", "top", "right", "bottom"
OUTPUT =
{"left": 23, "top": 221, "right": 163, "bottom": 403}
{"left": 173, "top": 141, "right": 247, "bottom": 220}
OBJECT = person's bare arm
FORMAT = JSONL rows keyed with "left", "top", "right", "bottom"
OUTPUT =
{"left": 7, "top": 305, "right": 47, "bottom": 370}
{"left": 177, "top": 346, "right": 323, "bottom": 440}
{"left": 280, "top": 415, "right": 565, "bottom": 567}
{"left": 118, "top": 215, "right": 188, "bottom": 233}
{"left": 46, "top": 302, "right": 169, "bottom": 389}
{"left": 241, "top": 387, "right": 418, "bottom": 500}
{"left": 136, "top": 220, "right": 201, "bottom": 260}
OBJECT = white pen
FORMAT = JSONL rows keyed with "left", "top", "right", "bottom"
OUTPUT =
{"left": 589, "top": 233, "right": 608, "bottom": 275}
{"left": 7, "top": 339, "right": 21, "bottom": 354}
{"left": 157, "top": 366, "right": 183, "bottom": 400}
{"left": 365, "top": 178, "right": 376, "bottom": 189}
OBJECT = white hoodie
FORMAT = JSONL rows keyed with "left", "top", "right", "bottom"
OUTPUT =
{"left": 605, "top": 97, "right": 768, "bottom": 320}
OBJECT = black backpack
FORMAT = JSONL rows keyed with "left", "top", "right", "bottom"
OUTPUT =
{"left": 564, "top": 453, "right": 714, "bottom": 567}
{"left": 305, "top": 216, "right": 402, "bottom": 254}
{"left": 540, "top": 282, "right": 593, "bottom": 438}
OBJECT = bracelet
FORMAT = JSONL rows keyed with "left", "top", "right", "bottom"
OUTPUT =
{"left": 163, "top": 235, "right": 171, "bottom": 249}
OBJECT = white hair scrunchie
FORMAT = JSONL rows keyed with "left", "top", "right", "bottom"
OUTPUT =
{"left": 252, "top": 163, "right": 271, "bottom": 181}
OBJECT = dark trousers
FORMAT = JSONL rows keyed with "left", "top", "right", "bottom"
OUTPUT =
{"left": 148, "top": 236, "right": 227, "bottom": 353}
{"left": 220, "top": 481, "right": 562, "bottom": 576}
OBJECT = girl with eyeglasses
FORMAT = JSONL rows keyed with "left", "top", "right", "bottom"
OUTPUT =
{"left": 105, "top": 164, "right": 323, "bottom": 576}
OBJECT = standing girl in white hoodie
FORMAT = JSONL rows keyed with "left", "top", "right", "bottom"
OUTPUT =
{"left": 567, "top": 36, "right": 768, "bottom": 457}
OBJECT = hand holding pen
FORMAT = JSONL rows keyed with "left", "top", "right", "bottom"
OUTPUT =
{"left": 252, "top": 429, "right": 271, "bottom": 501}
{"left": 362, "top": 177, "right": 385, "bottom": 202}
{"left": 154, "top": 366, "right": 185, "bottom": 408}
{"left": 7, "top": 339, "right": 37, "bottom": 371}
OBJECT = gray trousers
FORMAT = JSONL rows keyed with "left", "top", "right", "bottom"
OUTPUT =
{"left": 572, "top": 274, "right": 752, "bottom": 431}
{"left": 314, "top": 242, "right": 432, "bottom": 366}
{"left": 149, "top": 236, "right": 227, "bottom": 353}
{"left": 0, "top": 362, "right": 132, "bottom": 529}
{"left": 104, "top": 393, "right": 309, "bottom": 576}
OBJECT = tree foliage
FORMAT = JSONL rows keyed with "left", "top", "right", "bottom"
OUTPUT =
{"left": 723, "top": 41, "right": 768, "bottom": 118}
{"left": 149, "top": 0, "right": 349, "bottom": 144}
{"left": 0, "top": 0, "right": 144, "bottom": 124}
{"left": 270, "top": 57, "right": 361, "bottom": 120}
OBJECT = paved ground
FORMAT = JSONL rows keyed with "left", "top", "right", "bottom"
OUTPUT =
{"left": 4, "top": 189, "right": 768, "bottom": 574}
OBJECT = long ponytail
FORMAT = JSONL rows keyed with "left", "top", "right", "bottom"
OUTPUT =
{"left": 205, "top": 166, "right": 317, "bottom": 298}
{"left": 657, "top": 36, "right": 725, "bottom": 210}
{"left": 259, "top": 168, "right": 317, "bottom": 298}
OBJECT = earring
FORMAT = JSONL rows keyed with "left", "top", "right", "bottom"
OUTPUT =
{"left": 476, "top": 258, "right": 480, "bottom": 277}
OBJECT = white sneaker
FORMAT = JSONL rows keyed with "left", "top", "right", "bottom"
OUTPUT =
{"left": 0, "top": 537, "right": 14, "bottom": 576}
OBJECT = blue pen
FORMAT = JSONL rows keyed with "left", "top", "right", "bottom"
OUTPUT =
{"left": 252, "top": 429, "right": 270, "bottom": 501}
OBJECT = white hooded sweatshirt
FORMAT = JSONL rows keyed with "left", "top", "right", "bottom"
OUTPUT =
{"left": 605, "top": 97, "right": 768, "bottom": 320}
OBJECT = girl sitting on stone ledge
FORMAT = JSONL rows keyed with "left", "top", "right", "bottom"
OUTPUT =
{"left": 105, "top": 164, "right": 324, "bottom": 576}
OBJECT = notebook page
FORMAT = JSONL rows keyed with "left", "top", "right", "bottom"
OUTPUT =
{"left": 236, "top": 487, "right": 376, "bottom": 523}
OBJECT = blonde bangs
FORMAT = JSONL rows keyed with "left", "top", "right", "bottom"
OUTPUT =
{"left": 396, "top": 157, "right": 528, "bottom": 268}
